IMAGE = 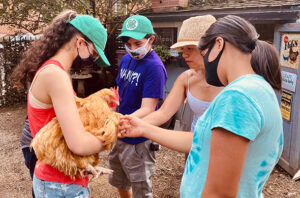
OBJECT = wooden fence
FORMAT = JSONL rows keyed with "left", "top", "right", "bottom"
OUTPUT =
{"left": 0, "top": 36, "right": 32, "bottom": 107}
{"left": 0, "top": 33, "right": 121, "bottom": 107}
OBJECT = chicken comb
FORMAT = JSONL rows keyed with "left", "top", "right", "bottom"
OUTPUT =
{"left": 110, "top": 87, "right": 119, "bottom": 108}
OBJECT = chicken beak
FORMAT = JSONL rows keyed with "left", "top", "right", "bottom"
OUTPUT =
{"left": 113, "top": 99, "right": 120, "bottom": 106}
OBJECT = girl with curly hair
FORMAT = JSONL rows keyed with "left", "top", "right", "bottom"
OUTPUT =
{"left": 11, "top": 10, "right": 110, "bottom": 197}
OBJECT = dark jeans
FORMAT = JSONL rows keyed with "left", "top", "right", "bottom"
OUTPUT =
{"left": 22, "top": 147, "right": 37, "bottom": 198}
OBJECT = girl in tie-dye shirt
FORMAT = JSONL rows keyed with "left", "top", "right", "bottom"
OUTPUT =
{"left": 119, "top": 15, "right": 283, "bottom": 198}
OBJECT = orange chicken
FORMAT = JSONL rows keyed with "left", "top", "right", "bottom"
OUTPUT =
{"left": 30, "top": 88, "right": 121, "bottom": 180}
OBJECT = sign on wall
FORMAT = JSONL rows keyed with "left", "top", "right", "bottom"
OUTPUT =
{"left": 280, "top": 90, "right": 293, "bottom": 121}
{"left": 281, "top": 70, "right": 297, "bottom": 92}
{"left": 170, "top": 49, "right": 179, "bottom": 57}
{"left": 280, "top": 33, "right": 300, "bottom": 69}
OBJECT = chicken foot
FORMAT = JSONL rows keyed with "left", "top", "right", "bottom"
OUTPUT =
{"left": 86, "top": 164, "right": 114, "bottom": 180}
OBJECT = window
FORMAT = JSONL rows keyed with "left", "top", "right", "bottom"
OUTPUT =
{"left": 154, "top": 28, "right": 177, "bottom": 48}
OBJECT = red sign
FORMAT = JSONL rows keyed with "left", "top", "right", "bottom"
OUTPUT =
{"left": 284, "top": 36, "right": 289, "bottom": 43}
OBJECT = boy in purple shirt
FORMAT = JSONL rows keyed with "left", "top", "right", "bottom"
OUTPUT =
{"left": 108, "top": 15, "right": 167, "bottom": 198}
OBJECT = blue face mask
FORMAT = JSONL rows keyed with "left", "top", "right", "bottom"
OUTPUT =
{"left": 203, "top": 41, "right": 225, "bottom": 87}
{"left": 125, "top": 38, "right": 150, "bottom": 60}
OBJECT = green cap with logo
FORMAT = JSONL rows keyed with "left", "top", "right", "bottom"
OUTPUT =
{"left": 117, "top": 15, "right": 154, "bottom": 40}
{"left": 67, "top": 14, "right": 110, "bottom": 67}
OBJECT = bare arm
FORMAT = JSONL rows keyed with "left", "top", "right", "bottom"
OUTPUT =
{"left": 41, "top": 67, "right": 104, "bottom": 155}
{"left": 130, "top": 98, "right": 159, "bottom": 118}
{"left": 143, "top": 71, "right": 187, "bottom": 126}
{"left": 201, "top": 128, "right": 250, "bottom": 198}
{"left": 119, "top": 115, "right": 193, "bottom": 153}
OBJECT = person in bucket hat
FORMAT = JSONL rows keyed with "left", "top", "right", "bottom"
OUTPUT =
{"left": 133, "top": 15, "right": 223, "bottom": 156}
{"left": 108, "top": 14, "right": 167, "bottom": 198}
{"left": 170, "top": 15, "right": 216, "bottom": 48}
{"left": 11, "top": 10, "right": 111, "bottom": 198}
{"left": 119, "top": 15, "right": 283, "bottom": 198}
{"left": 116, "top": 14, "right": 223, "bottom": 194}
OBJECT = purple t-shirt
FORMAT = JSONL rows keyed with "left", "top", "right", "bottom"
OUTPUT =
{"left": 116, "top": 50, "right": 167, "bottom": 144}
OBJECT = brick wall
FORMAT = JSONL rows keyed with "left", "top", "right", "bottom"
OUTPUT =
{"left": 152, "top": 0, "right": 188, "bottom": 12}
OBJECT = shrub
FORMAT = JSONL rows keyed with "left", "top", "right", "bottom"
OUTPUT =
{"left": 153, "top": 45, "right": 171, "bottom": 64}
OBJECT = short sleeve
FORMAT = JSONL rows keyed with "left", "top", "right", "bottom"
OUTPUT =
{"left": 116, "top": 72, "right": 120, "bottom": 85}
{"left": 116, "top": 57, "right": 125, "bottom": 86}
{"left": 211, "top": 90, "right": 263, "bottom": 141}
{"left": 142, "top": 64, "right": 166, "bottom": 99}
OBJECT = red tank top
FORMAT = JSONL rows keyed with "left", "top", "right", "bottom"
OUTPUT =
{"left": 28, "top": 60, "right": 88, "bottom": 187}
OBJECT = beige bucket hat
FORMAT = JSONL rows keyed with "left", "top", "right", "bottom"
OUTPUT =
{"left": 170, "top": 15, "right": 216, "bottom": 49}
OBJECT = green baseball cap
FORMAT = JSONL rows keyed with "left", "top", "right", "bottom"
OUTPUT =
{"left": 68, "top": 14, "right": 110, "bottom": 67}
{"left": 117, "top": 15, "right": 154, "bottom": 40}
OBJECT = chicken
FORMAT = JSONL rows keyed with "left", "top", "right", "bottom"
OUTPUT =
{"left": 289, "top": 46, "right": 299, "bottom": 63}
{"left": 30, "top": 88, "right": 121, "bottom": 180}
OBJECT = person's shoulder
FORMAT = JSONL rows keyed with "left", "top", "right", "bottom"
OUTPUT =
{"left": 39, "top": 64, "right": 66, "bottom": 77}
{"left": 120, "top": 54, "right": 131, "bottom": 63}
{"left": 177, "top": 70, "right": 189, "bottom": 82}
{"left": 212, "top": 86, "right": 261, "bottom": 118}
{"left": 229, "top": 74, "right": 272, "bottom": 95}
{"left": 144, "top": 50, "right": 163, "bottom": 65}
{"left": 216, "top": 75, "right": 273, "bottom": 112}
{"left": 146, "top": 60, "right": 167, "bottom": 78}
{"left": 37, "top": 64, "right": 69, "bottom": 86}
{"left": 119, "top": 54, "right": 131, "bottom": 69}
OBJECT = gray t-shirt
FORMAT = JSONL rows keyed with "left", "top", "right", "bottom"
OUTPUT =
{"left": 20, "top": 117, "right": 33, "bottom": 149}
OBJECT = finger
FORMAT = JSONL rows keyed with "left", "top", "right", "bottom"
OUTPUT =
{"left": 119, "top": 124, "right": 131, "bottom": 131}
{"left": 120, "top": 115, "right": 126, "bottom": 119}
{"left": 121, "top": 115, "right": 133, "bottom": 121}
{"left": 119, "top": 121, "right": 128, "bottom": 128}
{"left": 119, "top": 119, "right": 131, "bottom": 127}
{"left": 118, "top": 130, "right": 127, "bottom": 138}
{"left": 119, "top": 118, "right": 127, "bottom": 123}
{"left": 118, "top": 129, "right": 124, "bottom": 136}
{"left": 118, "top": 131, "right": 125, "bottom": 138}
{"left": 120, "top": 115, "right": 130, "bottom": 121}
{"left": 119, "top": 125, "right": 128, "bottom": 131}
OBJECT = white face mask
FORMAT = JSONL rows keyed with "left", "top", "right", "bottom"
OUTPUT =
{"left": 125, "top": 38, "right": 150, "bottom": 60}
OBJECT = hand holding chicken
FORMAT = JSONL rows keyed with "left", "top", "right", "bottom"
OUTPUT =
{"left": 31, "top": 88, "right": 121, "bottom": 180}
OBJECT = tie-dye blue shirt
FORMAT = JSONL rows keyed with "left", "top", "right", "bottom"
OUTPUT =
{"left": 180, "top": 74, "right": 283, "bottom": 198}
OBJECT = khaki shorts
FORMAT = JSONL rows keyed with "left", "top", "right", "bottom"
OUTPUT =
{"left": 108, "top": 139, "right": 156, "bottom": 198}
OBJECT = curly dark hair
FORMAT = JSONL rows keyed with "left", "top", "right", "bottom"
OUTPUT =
{"left": 11, "top": 10, "right": 82, "bottom": 91}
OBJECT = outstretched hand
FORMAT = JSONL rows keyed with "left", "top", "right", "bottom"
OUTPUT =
{"left": 118, "top": 115, "right": 147, "bottom": 138}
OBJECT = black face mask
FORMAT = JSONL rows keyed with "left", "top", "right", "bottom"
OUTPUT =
{"left": 71, "top": 47, "right": 94, "bottom": 71}
{"left": 203, "top": 41, "right": 226, "bottom": 87}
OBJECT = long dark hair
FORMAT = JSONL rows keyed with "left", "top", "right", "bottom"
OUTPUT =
{"left": 251, "top": 40, "right": 281, "bottom": 91}
{"left": 11, "top": 10, "right": 80, "bottom": 91}
{"left": 199, "top": 15, "right": 281, "bottom": 91}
